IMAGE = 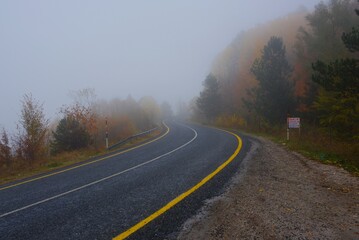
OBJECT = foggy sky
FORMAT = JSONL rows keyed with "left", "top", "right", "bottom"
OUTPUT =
{"left": 0, "top": 0, "right": 321, "bottom": 131}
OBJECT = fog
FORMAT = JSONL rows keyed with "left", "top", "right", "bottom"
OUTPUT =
{"left": 0, "top": 0, "right": 321, "bottom": 131}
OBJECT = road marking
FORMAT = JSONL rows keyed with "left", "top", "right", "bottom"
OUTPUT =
{"left": 0, "top": 124, "right": 198, "bottom": 219}
{"left": 0, "top": 123, "right": 170, "bottom": 191}
{"left": 113, "top": 129, "right": 242, "bottom": 240}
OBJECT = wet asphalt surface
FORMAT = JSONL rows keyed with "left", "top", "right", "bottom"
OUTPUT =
{"left": 0, "top": 121, "right": 250, "bottom": 240}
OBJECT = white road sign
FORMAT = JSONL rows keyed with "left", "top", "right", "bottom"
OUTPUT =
{"left": 288, "top": 117, "right": 300, "bottom": 129}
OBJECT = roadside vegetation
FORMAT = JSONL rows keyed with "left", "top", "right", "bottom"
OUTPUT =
{"left": 194, "top": 0, "right": 358, "bottom": 174}
{"left": 0, "top": 89, "right": 172, "bottom": 184}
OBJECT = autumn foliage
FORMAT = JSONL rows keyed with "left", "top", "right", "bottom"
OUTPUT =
{"left": 196, "top": 0, "right": 358, "bottom": 139}
{"left": 194, "top": 0, "right": 359, "bottom": 172}
{"left": 14, "top": 94, "right": 49, "bottom": 165}
{"left": 0, "top": 89, "right": 170, "bottom": 178}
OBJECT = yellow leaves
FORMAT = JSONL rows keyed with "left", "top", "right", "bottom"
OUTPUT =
{"left": 215, "top": 114, "right": 247, "bottom": 129}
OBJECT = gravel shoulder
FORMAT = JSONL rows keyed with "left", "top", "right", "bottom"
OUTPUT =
{"left": 177, "top": 136, "right": 359, "bottom": 240}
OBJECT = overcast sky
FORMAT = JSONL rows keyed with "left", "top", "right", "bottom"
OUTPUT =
{"left": 0, "top": 0, "right": 321, "bottom": 131}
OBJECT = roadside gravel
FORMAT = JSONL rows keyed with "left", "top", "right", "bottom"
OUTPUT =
{"left": 177, "top": 136, "right": 359, "bottom": 239}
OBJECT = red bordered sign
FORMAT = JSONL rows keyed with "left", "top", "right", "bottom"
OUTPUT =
{"left": 287, "top": 117, "right": 300, "bottom": 129}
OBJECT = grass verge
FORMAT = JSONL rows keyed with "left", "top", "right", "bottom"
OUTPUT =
{"left": 217, "top": 124, "right": 358, "bottom": 176}
{"left": 272, "top": 132, "right": 358, "bottom": 175}
{"left": 0, "top": 129, "right": 162, "bottom": 185}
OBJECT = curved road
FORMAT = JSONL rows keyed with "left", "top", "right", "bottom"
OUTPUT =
{"left": 0, "top": 121, "right": 250, "bottom": 239}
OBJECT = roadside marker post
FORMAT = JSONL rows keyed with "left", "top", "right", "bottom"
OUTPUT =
{"left": 105, "top": 117, "right": 109, "bottom": 149}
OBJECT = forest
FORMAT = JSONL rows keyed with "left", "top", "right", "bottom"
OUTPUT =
{"left": 0, "top": 89, "right": 172, "bottom": 180}
{"left": 195, "top": 0, "right": 359, "bottom": 172}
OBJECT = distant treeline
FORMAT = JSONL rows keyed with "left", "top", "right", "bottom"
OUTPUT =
{"left": 195, "top": 0, "right": 359, "bottom": 141}
{"left": 0, "top": 89, "right": 173, "bottom": 170}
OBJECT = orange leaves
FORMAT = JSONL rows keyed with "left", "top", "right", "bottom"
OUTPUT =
{"left": 61, "top": 103, "right": 97, "bottom": 137}
{"left": 97, "top": 115, "right": 136, "bottom": 145}
{"left": 15, "top": 94, "right": 49, "bottom": 164}
{"left": 212, "top": 10, "right": 311, "bottom": 116}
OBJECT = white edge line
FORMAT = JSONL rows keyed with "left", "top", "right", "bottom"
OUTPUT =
{"left": 0, "top": 121, "right": 169, "bottom": 191}
{"left": 0, "top": 123, "right": 198, "bottom": 219}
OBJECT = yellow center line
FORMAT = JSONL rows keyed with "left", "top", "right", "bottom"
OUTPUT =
{"left": 113, "top": 129, "right": 242, "bottom": 240}
{"left": 0, "top": 123, "right": 170, "bottom": 191}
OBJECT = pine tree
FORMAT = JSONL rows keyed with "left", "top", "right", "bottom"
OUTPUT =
{"left": 0, "top": 128, "right": 12, "bottom": 167}
{"left": 248, "top": 36, "right": 295, "bottom": 124}
{"left": 312, "top": 6, "right": 359, "bottom": 139}
{"left": 197, "top": 74, "right": 221, "bottom": 122}
{"left": 51, "top": 117, "right": 90, "bottom": 154}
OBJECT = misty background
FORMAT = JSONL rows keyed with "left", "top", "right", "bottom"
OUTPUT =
{"left": 0, "top": 0, "right": 320, "bottom": 132}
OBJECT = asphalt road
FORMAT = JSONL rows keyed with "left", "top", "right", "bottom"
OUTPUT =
{"left": 0, "top": 121, "right": 250, "bottom": 240}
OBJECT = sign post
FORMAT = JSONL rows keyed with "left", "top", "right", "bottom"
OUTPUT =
{"left": 287, "top": 125, "right": 290, "bottom": 141}
{"left": 287, "top": 117, "right": 300, "bottom": 141}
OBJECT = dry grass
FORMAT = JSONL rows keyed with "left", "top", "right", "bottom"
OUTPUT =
{"left": 0, "top": 130, "right": 162, "bottom": 185}
{"left": 213, "top": 118, "right": 358, "bottom": 175}
{"left": 244, "top": 125, "right": 359, "bottom": 175}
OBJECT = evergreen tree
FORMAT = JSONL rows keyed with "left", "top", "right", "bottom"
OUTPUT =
{"left": 342, "top": 0, "right": 359, "bottom": 52}
{"left": 0, "top": 128, "right": 12, "bottom": 167}
{"left": 248, "top": 36, "right": 295, "bottom": 124}
{"left": 51, "top": 117, "right": 90, "bottom": 154}
{"left": 196, "top": 74, "right": 221, "bottom": 122}
{"left": 312, "top": 5, "right": 359, "bottom": 139}
{"left": 295, "top": 0, "right": 358, "bottom": 111}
